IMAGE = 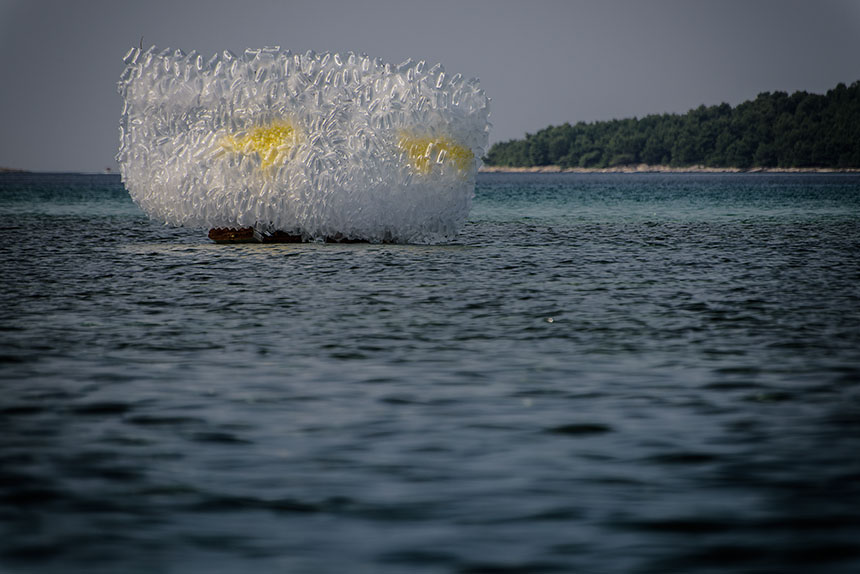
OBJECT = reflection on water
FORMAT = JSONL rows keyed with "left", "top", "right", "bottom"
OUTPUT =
{"left": 1, "top": 172, "right": 859, "bottom": 573}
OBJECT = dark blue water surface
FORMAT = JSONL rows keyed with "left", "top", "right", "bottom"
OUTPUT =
{"left": 2, "top": 172, "right": 860, "bottom": 573}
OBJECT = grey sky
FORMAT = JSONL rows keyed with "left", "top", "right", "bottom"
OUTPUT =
{"left": 1, "top": 0, "right": 858, "bottom": 172}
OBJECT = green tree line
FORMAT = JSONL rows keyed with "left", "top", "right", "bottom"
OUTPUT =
{"left": 484, "top": 80, "right": 860, "bottom": 169}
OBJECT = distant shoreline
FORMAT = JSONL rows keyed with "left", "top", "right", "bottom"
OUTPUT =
{"left": 479, "top": 164, "right": 860, "bottom": 174}
{"left": 4, "top": 165, "right": 858, "bottom": 175}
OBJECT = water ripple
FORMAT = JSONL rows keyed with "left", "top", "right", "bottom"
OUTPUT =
{"left": 2, "top": 173, "right": 860, "bottom": 573}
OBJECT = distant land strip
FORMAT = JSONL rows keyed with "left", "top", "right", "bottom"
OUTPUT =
{"left": 484, "top": 80, "right": 860, "bottom": 171}
{"left": 479, "top": 164, "right": 860, "bottom": 174}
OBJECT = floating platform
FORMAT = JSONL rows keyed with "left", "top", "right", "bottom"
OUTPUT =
{"left": 208, "top": 227, "right": 301, "bottom": 243}
{"left": 208, "top": 227, "right": 369, "bottom": 244}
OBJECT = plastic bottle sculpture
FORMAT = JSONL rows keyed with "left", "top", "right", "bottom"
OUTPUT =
{"left": 117, "top": 47, "right": 491, "bottom": 243}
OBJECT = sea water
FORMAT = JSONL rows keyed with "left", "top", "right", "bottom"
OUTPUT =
{"left": 1, "top": 172, "right": 859, "bottom": 573}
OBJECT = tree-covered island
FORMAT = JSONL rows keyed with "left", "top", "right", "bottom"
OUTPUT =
{"left": 484, "top": 80, "right": 860, "bottom": 170}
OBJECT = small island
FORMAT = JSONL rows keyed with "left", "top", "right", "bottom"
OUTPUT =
{"left": 483, "top": 80, "right": 860, "bottom": 172}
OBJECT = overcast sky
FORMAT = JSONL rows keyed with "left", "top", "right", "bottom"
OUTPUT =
{"left": 1, "top": 0, "right": 859, "bottom": 172}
